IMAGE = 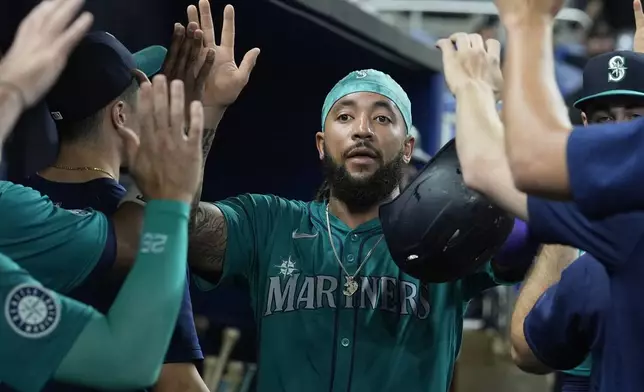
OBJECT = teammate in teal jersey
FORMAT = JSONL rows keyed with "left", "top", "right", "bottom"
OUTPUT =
{"left": 0, "top": 198, "right": 190, "bottom": 392}
{"left": 0, "top": 8, "right": 207, "bottom": 388}
{"left": 182, "top": 68, "right": 535, "bottom": 392}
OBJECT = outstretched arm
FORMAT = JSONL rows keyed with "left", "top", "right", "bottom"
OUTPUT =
{"left": 112, "top": 0, "right": 258, "bottom": 276}
{"left": 495, "top": 1, "right": 573, "bottom": 198}
{"left": 436, "top": 33, "right": 529, "bottom": 221}
{"left": 510, "top": 245, "right": 577, "bottom": 373}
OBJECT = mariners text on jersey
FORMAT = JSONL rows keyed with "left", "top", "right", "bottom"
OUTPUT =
{"left": 264, "top": 273, "right": 431, "bottom": 318}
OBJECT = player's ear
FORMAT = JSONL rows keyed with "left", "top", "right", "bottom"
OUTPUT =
{"left": 581, "top": 112, "right": 589, "bottom": 127}
{"left": 315, "top": 131, "right": 325, "bottom": 160}
{"left": 403, "top": 134, "right": 415, "bottom": 164}
{"left": 110, "top": 101, "right": 127, "bottom": 129}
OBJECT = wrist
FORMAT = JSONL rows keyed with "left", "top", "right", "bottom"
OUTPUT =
{"left": 147, "top": 191, "right": 194, "bottom": 205}
{"left": 454, "top": 80, "right": 495, "bottom": 99}
{"left": 203, "top": 105, "right": 226, "bottom": 130}
{"left": 0, "top": 81, "right": 26, "bottom": 113}
{"left": 120, "top": 180, "right": 194, "bottom": 206}
{"left": 503, "top": 16, "right": 554, "bottom": 33}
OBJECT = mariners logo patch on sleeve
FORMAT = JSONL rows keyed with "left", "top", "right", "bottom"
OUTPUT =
{"left": 4, "top": 283, "right": 60, "bottom": 338}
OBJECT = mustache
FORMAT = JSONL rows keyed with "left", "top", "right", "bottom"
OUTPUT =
{"left": 342, "top": 141, "right": 381, "bottom": 159}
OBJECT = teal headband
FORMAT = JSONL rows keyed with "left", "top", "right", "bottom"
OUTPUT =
{"left": 321, "top": 69, "right": 412, "bottom": 133}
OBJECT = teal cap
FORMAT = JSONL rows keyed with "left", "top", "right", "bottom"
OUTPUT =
{"left": 321, "top": 69, "right": 412, "bottom": 132}
{"left": 134, "top": 45, "right": 167, "bottom": 77}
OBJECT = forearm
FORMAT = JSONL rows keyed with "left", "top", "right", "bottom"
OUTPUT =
{"left": 510, "top": 245, "right": 577, "bottom": 372}
{"left": 111, "top": 202, "right": 145, "bottom": 275}
{"left": 503, "top": 21, "right": 572, "bottom": 196}
{"left": 189, "top": 105, "right": 224, "bottom": 230}
{"left": 55, "top": 200, "right": 190, "bottom": 389}
{"left": 454, "top": 81, "right": 529, "bottom": 220}
{"left": 455, "top": 81, "right": 503, "bottom": 171}
{"left": 0, "top": 85, "right": 25, "bottom": 148}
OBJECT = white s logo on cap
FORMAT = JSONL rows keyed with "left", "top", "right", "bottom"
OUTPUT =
{"left": 608, "top": 56, "right": 627, "bottom": 82}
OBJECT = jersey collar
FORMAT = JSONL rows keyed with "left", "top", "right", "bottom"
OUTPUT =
{"left": 309, "top": 201, "right": 382, "bottom": 235}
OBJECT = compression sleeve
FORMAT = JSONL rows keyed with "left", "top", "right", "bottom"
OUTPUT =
{"left": 53, "top": 200, "right": 190, "bottom": 390}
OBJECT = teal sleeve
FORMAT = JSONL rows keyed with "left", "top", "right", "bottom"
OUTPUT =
{"left": 0, "top": 253, "right": 94, "bottom": 392}
{"left": 562, "top": 355, "right": 592, "bottom": 377}
{"left": 460, "top": 261, "right": 518, "bottom": 302}
{"left": 0, "top": 181, "right": 108, "bottom": 292}
{"left": 53, "top": 200, "right": 190, "bottom": 390}
{"left": 196, "top": 194, "right": 287, "bottom": 291}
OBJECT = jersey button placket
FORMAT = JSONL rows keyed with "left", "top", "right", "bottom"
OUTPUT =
{"left": 331, "top": 235, "right": 357, "bottom": 391}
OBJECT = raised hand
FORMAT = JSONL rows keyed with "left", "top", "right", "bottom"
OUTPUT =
{"left": 118, "top": 76, "right": 204, "bottom": 204}
{"left": 187, "top": 1, "right": 261, "bottom": 108}
{"left": 436, "top": 34, "right": 503, "bottom": 99}
{"left": 493, "top": 0, "right": 565, "bottom": 26}
{"left": 162, "top": 22, "right": 216, "bottom": 105}
{"left": 634, "top": 0, "right": 644, "bottom": 53}
{"left": 0, "top": 0, "right": 93, "bottom": 108}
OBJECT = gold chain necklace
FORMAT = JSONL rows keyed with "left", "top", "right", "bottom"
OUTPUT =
{"left": 52, "top": 165, "right": 116, "bottom": 180}
{"left": 325, "top": 204, "right": 384, "bottom": 297}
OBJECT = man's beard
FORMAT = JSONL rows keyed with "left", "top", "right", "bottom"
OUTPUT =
{"left": 322, "top": 145, "right": 404, "bottom": 213}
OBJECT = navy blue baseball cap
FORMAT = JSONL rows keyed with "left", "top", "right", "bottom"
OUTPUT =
{"left": 47, "top": 31, "right": 167, "bottom": 122}
{"left": 574, "top": 51, "right": 644, "bottom": 109}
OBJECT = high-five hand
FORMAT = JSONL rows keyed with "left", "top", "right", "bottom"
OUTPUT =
{"left": 0, "top": 0, "right": 93, "bottom": 108}
{"left": 436, "top": 34, "right": 503, "bottom": 99}
{"left": 493, "top": 0, "right": 565, "bottom": 26}
{"left": 634, "top": 0, "right": 644, "bottom": 53}
{"left": 162, "top": 22, "right": 216, "bottom": 105}
{"left": 187, "top": 1, "right": 261, "bottom": 108}
{"left": 118, "top": 76, "right": 204, "bottom": 204}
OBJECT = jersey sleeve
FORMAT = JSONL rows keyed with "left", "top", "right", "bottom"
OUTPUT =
{"left": 523, "top": 256, "right": 609, "bottom": 370}
{"left": 211, "top": 194, "right": 296, "bottom": 286}
{"left": 567, "top": 118, "right": 644, "bottom": 218}
{"left": 0, "top": 254, "right": 94, "bottom": 392}
{"left": 0, "top": 182, "right": 113, "bottom": 293}
{"left": 163, "top": 273, "right": 203, "bottom": 363}
{"left": 527, "top": 196, "right": 641, "bottom": 269}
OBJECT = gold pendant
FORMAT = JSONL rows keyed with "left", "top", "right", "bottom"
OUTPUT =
{"left": 343, "top": 277, "right": 359, "bottom": 296}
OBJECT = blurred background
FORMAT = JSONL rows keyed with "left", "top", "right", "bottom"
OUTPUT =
{"left": 1, "top": 0, "right": 635, "bottom": 390}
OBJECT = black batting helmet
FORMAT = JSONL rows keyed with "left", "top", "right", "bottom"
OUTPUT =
{"left": 379, "top": 138, "right": 514, "bottom": 283}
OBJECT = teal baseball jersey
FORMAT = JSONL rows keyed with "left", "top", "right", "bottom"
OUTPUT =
{"left": 210, "top": 194, "right": 513, "bottom": 392}
{"left": 0, "top": 253, "right": 94, "bottom": 392}
{"left": 0, "top": 181, "right": 109, "bottom": 293}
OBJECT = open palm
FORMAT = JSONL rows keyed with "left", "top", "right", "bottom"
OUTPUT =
{"left": 188, "top": 1, "right": 260, "bottom": 108}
